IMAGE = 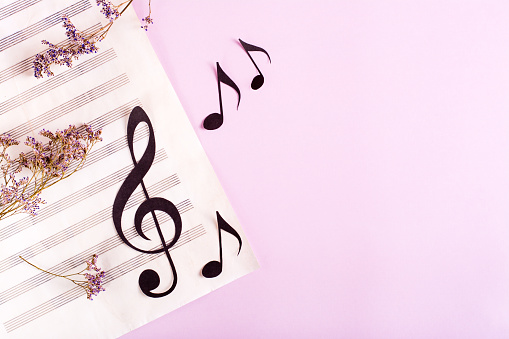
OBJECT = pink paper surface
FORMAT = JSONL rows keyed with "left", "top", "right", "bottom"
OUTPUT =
{"left": 123, "top": 1, "right": 509, "bottom": 338}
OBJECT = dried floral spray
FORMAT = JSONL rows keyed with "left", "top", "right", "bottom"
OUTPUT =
{"left": 0, "top": 125, "right": 102, "bottom": 221}
{"left": 20, "top": 254, "right": 106, "bottom": 300}
{"left": 33, "top": 0, "right": 153, "bottom": 78}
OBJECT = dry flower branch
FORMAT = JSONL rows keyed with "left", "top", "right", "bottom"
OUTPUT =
{"left": 20, "top": 254, "right": 106, "bottom": 300}
{"left": 33, "top": 0, "right": 153, "bottom": 78}
{"left": 0, "top": 125, "right": 102, "bottom": 221}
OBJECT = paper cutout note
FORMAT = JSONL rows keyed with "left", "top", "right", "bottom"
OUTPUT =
{"left": 239, "top": 39, "right": 271, "bottom": 90}
{"left": 203, "top": 62, "right": 241, "bottom": 130}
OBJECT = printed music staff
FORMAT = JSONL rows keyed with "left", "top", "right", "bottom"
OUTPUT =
{"left": 239, "top": 39, "right": 271, "bottom": 90}
{"left": 112, "top": 106, "right": 183, "bottom": 298}
{"left": 202, "top": 211, "right": 243, "bottom": 278}
{"left": 203, "top": 62, "right": 241, "bottom": 130}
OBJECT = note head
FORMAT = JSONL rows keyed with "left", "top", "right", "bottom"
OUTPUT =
{"left": 203, "top": 113, "right": 223, "bottom": 130}
{"left": 139, "top": 269, "right": 160, "bottom": 292}
{"left": 251, "top": 75, "right": 265, "bottom": 90}
{"left": 202, "top": 260, "right": 222, "bottom": 278}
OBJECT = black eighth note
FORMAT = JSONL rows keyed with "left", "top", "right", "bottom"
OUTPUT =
{"left": 239, "top": 39, "right": 271, "bottom": 90}
{"left": 203, "top": 62, "right": 241, "bottom": 130}
{"left": 202, "top": 211, "right": 242, "bottom": 278}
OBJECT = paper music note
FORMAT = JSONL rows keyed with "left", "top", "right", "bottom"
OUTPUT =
{"left": 202, "top": 211, "right": 243, "bottom": 278}
{"left": 112, "top": 106, "right": 183, "bottom": 298}
{"left": 203, "top": 62, "right": 241, "bottom": 130}
{"left": 239, "top": 39, "right": 271, "bottom": 90}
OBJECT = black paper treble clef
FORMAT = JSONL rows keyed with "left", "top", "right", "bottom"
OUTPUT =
{"left": 112, "top": 106, "right": 182, "bottom": 298}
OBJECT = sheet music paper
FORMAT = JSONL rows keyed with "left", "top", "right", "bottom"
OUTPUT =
{"left": 0, "top": 1, "right": 259, "bottom": 337}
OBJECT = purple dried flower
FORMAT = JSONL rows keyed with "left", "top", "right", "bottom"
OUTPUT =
{"left": 141, "top": 16, "right": 153, "bottom": 31}
{"left": 96, "top": 0, "right": 120, "bottom": 21}
{"left": 141, "top": 0, "right": 153, "bottom": 31}
{"left": 33, "top": 16, "right": 100, "bottom": 78}
{"left": 20, "top": 254, "right": 106, "bottom": 301}
{"left": 0, "top": 125, "right": 102, "bottom": 221}
{"left": 0, "top": 134, "right": 19, "bottom": 148}
{"left": 85, "top": 269, "right": 106, "bottom": 300}
{"left": 33, "top": 0, "right": 154, "bottom": 78}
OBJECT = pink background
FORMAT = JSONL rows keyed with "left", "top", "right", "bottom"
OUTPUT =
{"left": 123, "top": 1, "right": 509, "bottom": 338}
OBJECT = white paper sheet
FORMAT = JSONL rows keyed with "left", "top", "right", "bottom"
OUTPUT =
{"left": 0, "top": 1, "right": 259, "bottom": 337}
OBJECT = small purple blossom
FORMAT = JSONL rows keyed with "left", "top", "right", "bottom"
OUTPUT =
{"left": 96, "top": 0, "right": 120, "bottom": 22}
{"left": 84, "top": 254, "right": 106, "bottom": 300}
{"left": 0, "top": 176, "right": 46, "bottom": 216}
{"left": 85, "top": 270, "right": 106, "bottom": 300}
{"left": 86, "top": 253, "right": 100, "bottom": 271}
{"left": 0, "top": 133, "right": 21, "bottom": 177}
{"left": 0, "top": 134, "right": 19, "bottom": 148}
{"left": 141, "top": 15, "right": 153, "bottom": 31}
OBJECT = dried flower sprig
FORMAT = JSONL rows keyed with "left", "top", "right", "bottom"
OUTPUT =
{"left": 33, "top": 16, "right": 100, "bottom": 78}
{"left": 141, "top": 0, "right": 153, "bottom": 31}
{"left": 0, "top": 125, "right": 102, "bottom": 221}
{"left": 20, "top": 254, "right": 106, "bottom": 300}
{"left": 33, "top": 0, "right": 153, "bottom": 78}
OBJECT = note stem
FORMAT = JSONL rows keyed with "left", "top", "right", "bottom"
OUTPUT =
{"left": 245, "top": 51, "right": 262, "bottom": 75}
{"left": 217, "top": 218, "right": 224, "bottom": 264}
{"left": 216, "top": 62, "right": 224, "bottom": 117}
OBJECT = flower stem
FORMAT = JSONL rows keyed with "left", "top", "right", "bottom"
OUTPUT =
{"left": 19, "top": 256, "right": 65, "bottom": 279}
{"left": 120, "top": 0, "right": 134, "bottom": 15}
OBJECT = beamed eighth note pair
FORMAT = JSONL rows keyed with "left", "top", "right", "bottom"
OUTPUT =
{"left": 203, "top": 39, "right": 271, "bottom": 130}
